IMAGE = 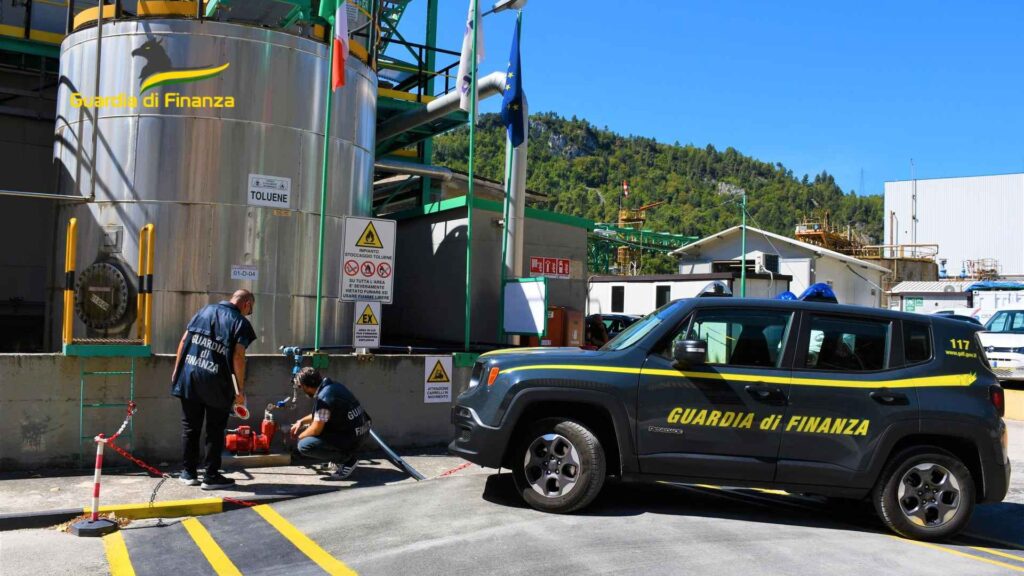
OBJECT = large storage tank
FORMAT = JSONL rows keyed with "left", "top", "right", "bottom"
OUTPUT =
{"left": 53, "top": 17, "right": 376, "bottom": 353}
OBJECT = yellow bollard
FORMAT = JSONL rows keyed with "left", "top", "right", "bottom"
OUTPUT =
{"left": 63, "top": 218, "right": 78, "bottom": 346}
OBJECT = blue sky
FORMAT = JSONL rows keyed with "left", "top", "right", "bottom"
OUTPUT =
{"left": 393, "top": 1, "right": 1024, "bottom": 196}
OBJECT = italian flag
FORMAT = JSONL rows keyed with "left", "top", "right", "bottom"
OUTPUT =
{"left": 319, "top": 0, "right": 349, "bottom": 90}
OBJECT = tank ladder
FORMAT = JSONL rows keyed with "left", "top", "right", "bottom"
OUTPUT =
{"left": 78, "top": 356, "right": 136, "bottom": 465}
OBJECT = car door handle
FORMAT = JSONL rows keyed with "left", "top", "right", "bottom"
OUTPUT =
{"left": 870, "top": 390, "right": 909, "bottom": 406}
{"left": 745, "top": 384, "right": 786, "bottom": 406}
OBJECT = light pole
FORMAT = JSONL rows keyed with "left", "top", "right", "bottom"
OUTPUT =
{"left": 740, "top": 189, "right": 747, "bottom": 298}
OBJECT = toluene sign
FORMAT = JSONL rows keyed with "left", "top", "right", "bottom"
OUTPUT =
{"left": 247, "top": 174, "right": 291, "bottom": 209}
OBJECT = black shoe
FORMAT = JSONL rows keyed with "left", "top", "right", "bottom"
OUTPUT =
{"left": 201, "top": 473, "right": 236, "bottom": 490}
{"left": 179, "top": 470, "right": 200, "bottom": 486}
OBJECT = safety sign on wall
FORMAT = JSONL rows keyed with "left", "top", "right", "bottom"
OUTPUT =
{"left": 342, "top": 217, "right": 396, "bottom": 303}
{"left": 247, "top": 174, "right": 292, "bottom": 209}
{"left": 423, "top": 355, "right": 452, "bottom": 404}
{"left": 352, "top": 301, "right": 381, "bottom": 348}
{"left": 529, "top": 256, "right": 571, "bottom": 279}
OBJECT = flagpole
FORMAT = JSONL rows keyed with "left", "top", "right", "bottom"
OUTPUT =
{"left": 498, "top": 9, "right": 521, "bottom": 345}
{"left": 313, "top": 22, "right": 336, "bottom": 351}
{"left": 498, "top": 131, "right": 514, "bottom": 344}
{"left": 464, "top": 0, "right": 479, "bottom": 352}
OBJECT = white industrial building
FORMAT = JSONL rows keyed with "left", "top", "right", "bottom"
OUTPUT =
{"left": 885, "top": 173, "right": 1024, "bottom": 276}
{"left": 670, "top": 226, "right": 889, "bottom": 307}
{"left": 587, "top": 273, "right": 789, "bottom": 316}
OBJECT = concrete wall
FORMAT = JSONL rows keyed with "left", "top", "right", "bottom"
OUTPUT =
{"left": 389, "top": 205, "right": 588, "bottom": 346}
{"left": 0, "top": 353, "right": 471, "bottom": 470}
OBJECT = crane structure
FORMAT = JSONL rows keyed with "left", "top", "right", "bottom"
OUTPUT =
{"left": 588, "top": 200, "right": 697, "bottom": 275}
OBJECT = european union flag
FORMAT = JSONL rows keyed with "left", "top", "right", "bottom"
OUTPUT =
{"left": 500, "top": 16, "right": 525, "bottom": 147}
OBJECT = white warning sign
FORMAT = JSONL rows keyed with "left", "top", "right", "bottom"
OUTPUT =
{"left": 424, "top": 355, "right": 452, "bottom": 403}
{"left": 247, "top": 174, "right": 292, "bottom": 209}
{"left": 342, "top": 217, "right": 396, "bottom": 303}
{"left": 352, "top": 301, "right": 381, "bottom": 349}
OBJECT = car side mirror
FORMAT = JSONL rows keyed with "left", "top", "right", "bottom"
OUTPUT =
{"left": 673, "top": 340, "right": 707, "bottom": 366}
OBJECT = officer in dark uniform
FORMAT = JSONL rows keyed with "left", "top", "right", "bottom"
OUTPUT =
{"left": 171, "top": 289, "right": 257, "bottom": 489}
{"left": 291, "top": 367, "right": 371, "bottom": 480}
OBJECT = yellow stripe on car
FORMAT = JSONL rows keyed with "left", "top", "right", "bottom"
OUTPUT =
{"left": 501, "top": 364, "right": 977, "bottom": 389}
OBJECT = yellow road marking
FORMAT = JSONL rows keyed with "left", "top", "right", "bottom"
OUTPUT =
{"left": 889, "top": 536, "right": 1024, "bottom": 573}
{"left": 102, "top": 531, "right": 136, "bottom": 576}
{"left": 253, "top": 505, "right": 357, "bottom": 576}
{"left": 969, "top": 546, "right": 1024, "bottom": 563}
{"left": 181, "top": 517, "right": 242, "bottom": 576}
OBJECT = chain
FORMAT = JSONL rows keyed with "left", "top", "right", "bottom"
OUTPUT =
{"left": 97, "top": 401, "right": 260, "bottom": 510}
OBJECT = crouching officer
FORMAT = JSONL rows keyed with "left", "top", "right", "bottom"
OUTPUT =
{"left": 291, "top": 367, "right": 371, "bottom": 480}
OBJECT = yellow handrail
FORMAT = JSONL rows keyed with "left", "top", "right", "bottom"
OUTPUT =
{"left": 143, "top": 224, "right": 155, "bottom": 346}
{"left": 63, "top": 218, "right": 78, "bottom": 346}
{"left": 136, "top": 226, "right": 148, "bottom": 341}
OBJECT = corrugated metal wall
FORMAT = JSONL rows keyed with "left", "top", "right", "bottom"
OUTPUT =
{"left": 884, "top": 173, "right": 1024, "bottom": 274}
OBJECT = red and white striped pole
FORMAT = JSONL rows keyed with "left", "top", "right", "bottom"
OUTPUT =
{"left": 90, "top": 433, "right": 106, "bottom": 523}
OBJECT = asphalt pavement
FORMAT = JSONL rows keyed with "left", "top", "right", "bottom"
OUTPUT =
{"left": 1, "top": 421, "right": 1021, "bottom": 575}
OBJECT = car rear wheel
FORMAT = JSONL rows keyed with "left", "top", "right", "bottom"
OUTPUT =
{"left": 512, "top": 418, "right": 606, "bottom": 513}
{"left": 873, "top": 447, "right": 975, "bottom": 540}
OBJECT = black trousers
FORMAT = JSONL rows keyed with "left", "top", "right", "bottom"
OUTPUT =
{"left": 180, "top": 397, "right": 230, "bottom": 477}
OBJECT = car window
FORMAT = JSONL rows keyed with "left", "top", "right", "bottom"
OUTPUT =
{"left": 603, "top": 301, "right": 686, "bottom": 351}
{"left": 985, "top": 311, "right": 1024, "bottom": 333}
{"left": 903, "top": 321, "right": 931, "bottom": 365}
{"left": 805, "top": 315, "right": 890, "bottom": 371}
{"left": 669, "top": 309, "right": 792, "bottom": 368}
{"left": 987, "top": 312, "right": 1008, "bottom": 332}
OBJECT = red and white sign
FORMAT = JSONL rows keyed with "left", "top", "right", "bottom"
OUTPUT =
{"left": 530, "top": 256, "right": 571, "bottom": 279}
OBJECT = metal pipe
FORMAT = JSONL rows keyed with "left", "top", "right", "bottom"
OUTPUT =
{"left": 374, "top": 158, "right": 455, "bottom": 181}
{"left": 88, "top": 0, "right": 104, "bottom": 202}
{"left": 67, "top": 0, "right": 77, "bottom": 34}
{"left": 0, "top": 189, "right": 88, "bottom": 202}
{"left": 376, "top": 71, "right": 507, "bottom": 142}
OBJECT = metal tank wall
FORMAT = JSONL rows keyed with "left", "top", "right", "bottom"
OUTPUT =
{"left": 52, "top": 19, "right": 376, "bottom": 353}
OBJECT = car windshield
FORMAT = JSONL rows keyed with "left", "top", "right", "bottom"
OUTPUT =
{"left": 601, "top": 301, "right": 685, "bottom": 351}
{"left": 985, "top": 311, "right": 1024, "bottom": 333}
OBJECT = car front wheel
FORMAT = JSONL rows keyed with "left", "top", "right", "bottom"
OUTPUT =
{"left": 873, "top": 447, "right": 975, "bottom": 540}
{"left": 512, "top": 418, "right": 606, "bottom": 513}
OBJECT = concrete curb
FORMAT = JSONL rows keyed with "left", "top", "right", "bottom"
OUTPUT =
{"left": 0, "top": 494, "right": 298, "bottom": 532}
{"left": 1006, "top": 389, "right": 1024, "bottom": 421}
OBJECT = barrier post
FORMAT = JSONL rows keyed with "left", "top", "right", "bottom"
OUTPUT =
{"left": 136, "top": 227, "right": 147, "bottom": 340}
{"left": 70, "top": 434, "right": 118, "bottom": 537}
{"left": 63, "top": 218, "right": 78, "bottom": 347}
{"left": 143, "top": 224, "right": 154, "bottom": 346}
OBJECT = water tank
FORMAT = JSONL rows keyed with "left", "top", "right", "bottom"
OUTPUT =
{"left": 53, "top": 18, "right": 376, "bottom": 353}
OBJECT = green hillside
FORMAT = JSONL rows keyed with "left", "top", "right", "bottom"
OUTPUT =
{"left": 433, "top": 113, "right": 883, "bottom": 273}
